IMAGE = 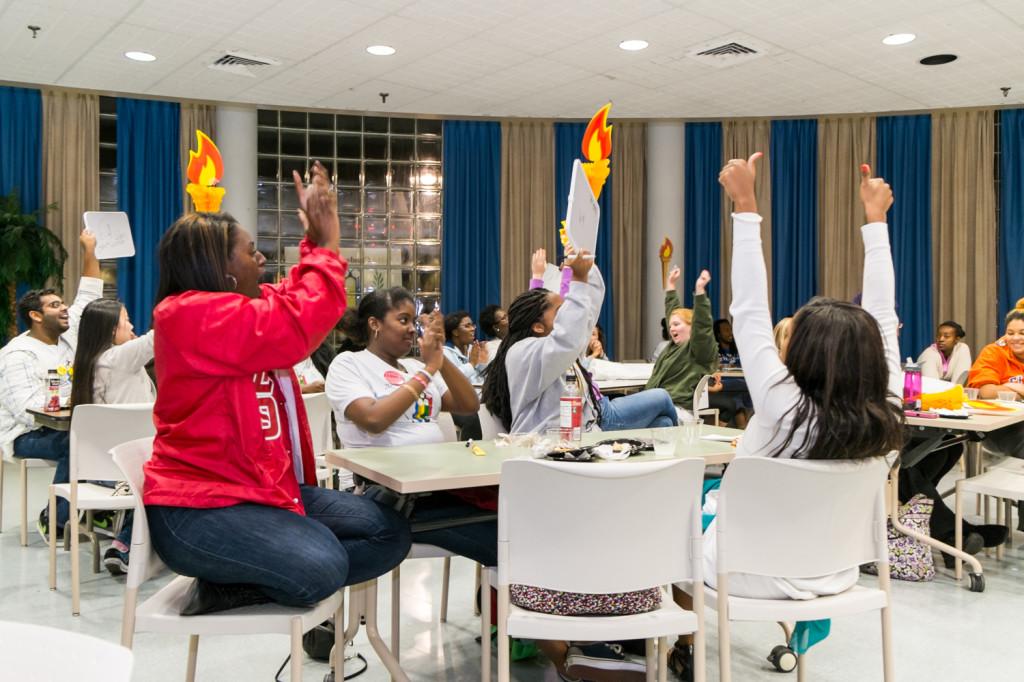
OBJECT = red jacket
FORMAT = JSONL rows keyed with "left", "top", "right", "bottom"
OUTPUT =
{"left": 143, "top": 240, "right": 347, "bottom": 514}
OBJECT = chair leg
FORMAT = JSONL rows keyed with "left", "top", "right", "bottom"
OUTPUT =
{"left": 496, "top": 585, "right": 510, "bottom": 682}
{"left": 185, "top": 635, "right": 199, "bottom": 682}
{"left": 473, "top": 563, "right": 482, "bottom": 616}
{"left": 440, "top": 556, "right": 451, "bottom": 623}
{"left": 333, "top": 594, "right": 345, "bottom": 680}
{"left": 880, "top": 605, "right": 895, "bottom": 681}
{"left": 997, "top": 499, "right": 1005, "bottom": 560}
{"left": 481, "top": 571, "right": 491, "bottom": 682}
{"left": 290, "top": 616, "right": 303, "bottom": 682}
{"left": 391, "top": 565, "right": 401, "bottom": 662}
{"left": 0, "top": 457, "right": 6, "bottom": 532}
{"left": 658, "top": 636, "right": 668, "bottom": 682}
{"left": 1006, "top": 498, "right": 1014, "bottom": 548}
{"left": 20, "top": 459, "right": 28, "bottom": 546}
{"left": 955, "top": 484, "right": 964, "bottom": 581}
{"left": 645, "top": 639, "right": 656, "bottom": 682}
{"left": 718, "top": 574, "right": 732, "bottom": 682}
{"left": 796, "top": 652, "right": 806, "bottom": 682}
{"left": 71, "top": 503, "right": 81, "bottom": 616}
{"left": 121, "top": 587, "right": 138, "bottom": 648}
{"left": 48, "top": 491, "right": 57, "bottom": 591}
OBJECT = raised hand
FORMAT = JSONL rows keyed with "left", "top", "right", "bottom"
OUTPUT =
{"left": 859, "top": 164, "right": 893, "bottom": 224}
{"left": 79, "top": 228, "right": 97, "bottom": 253}
{"left": 666, "top": 265, "right": 681, "bottom": 291}
{"left": 708, "top": 372, "right": 724, "bottom": 393}
{"left": 419, "top": 310, "right": 445, "bottom": 372}
{"left": 292, "top": 160, "right": 340, "bottom": 253}
{"left": 568, "top": 249, "right": 594, "bottom": 282}
{"left": 718, "top": 152, "right": 761, "bottom": 213}
{"left": 531, "top": 248, "right": 547, "bottom": 279}
{"left": 589, "top": 339, "right": 604, "bottom": 359}
{"left": 695, "top": 269, "right": 711, "bottom": 296}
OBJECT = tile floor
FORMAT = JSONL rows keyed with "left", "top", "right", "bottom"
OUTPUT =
{"left": 2, "top": 462, "right": 1023, "bottom": 681}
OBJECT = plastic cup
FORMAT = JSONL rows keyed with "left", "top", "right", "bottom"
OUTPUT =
{"left": 965, "top": 388, "right": 979, "bottom": 401}
{"left": 681, "top": 419, "right": 702, "bottom": 446}
{"left": 651, "top": 428, "right": 677, "bottom": 456}
{"left": 997, "top": 391, "right": 1017, "bottom": 403}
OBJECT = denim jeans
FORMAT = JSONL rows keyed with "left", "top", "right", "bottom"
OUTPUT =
{"left": 147, "top": 485, "right": 412, "bottom": 607}
{"left": 410, "top": 493, "right": 498, "bottom": 567}
{"left": 599, "top": 388, "right": 678, "bottom": 431}
{"left": 13, "top": 427, "right": 70, "bottom": 526}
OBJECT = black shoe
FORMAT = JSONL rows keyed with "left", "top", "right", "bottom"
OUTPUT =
{"left": 972, "top": 524, "right": 1010, "bottom": 548}
{"left": 103, "top": 547, "right": 129, "bottom": 576}
{"left": 941, "top": 531, "right": 983, "bottom": 569}
{"left": 180, "top": 579, "right": 272, "bottom": 616}
{"left": 666, "top": 643, "right": 693, "bottom": 682}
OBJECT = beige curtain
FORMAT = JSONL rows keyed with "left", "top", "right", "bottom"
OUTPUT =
{"left": 611, "top": 122, "right": 646, "bottom": 360}
{"left": 180, "top": 103, "right": 217, "bottom": 215}
{"left": 720, "top": 120, "right": 771, "bottom": 314}
{"left": 818, "top": 116, "right": 876, "bottom": 301}
{"left": 931, "top": 110, "right": 997, "bottom": 354}
{"left": 42, "top": 90, "right": 100, "bottom": 299}
{"left": 500, "top": 121, "right": 555, "bottom": 304}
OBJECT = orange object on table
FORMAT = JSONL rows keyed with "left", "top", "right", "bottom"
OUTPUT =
{"left": 920, "top": 384, "right": 965, "bottom": 411}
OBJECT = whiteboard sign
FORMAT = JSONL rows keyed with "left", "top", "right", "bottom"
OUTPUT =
{"left": 564, "top": 159, "right": 600, "bottom": 255}
{"left": 83, "top": 211, "right": 135, "bottom": 259}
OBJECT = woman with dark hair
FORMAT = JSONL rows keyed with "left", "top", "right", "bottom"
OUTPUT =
{"left": 325, "top": 288, "right": 495, "bottom": 566}
{"left": 442, "top": 310, "right": 488, "bottom": 384}
{"left": 478, "top": 304, "right": 507, "bottom": 368}
{"left": 918, "top": 320, "right": 971, "bottom": 382}
{"left": 143, "top": 162, "right": 411, "bottom": 614}
{"left": 586, "top": 323, "right": 608, "bottom": 363}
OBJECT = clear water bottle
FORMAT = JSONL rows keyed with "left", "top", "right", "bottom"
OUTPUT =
{"left": 559, "top": 370, "right": 583, "bottom": 442}
{"left": 903, "top": 357, "right": 922, "bottom": 409}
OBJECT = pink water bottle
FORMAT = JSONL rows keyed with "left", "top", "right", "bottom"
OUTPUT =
{"left": 559, "top": 371, "right": 583, "bottom": 442}
{"left": 903, "top": 357, "right": 922, "bottom": 409}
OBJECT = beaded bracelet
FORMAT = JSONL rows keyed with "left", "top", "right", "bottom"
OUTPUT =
{"left": 399, "top": 383, "right": 421, "bottom": 400}
{"left": 410, "top": 373, "right": 430, "bottom": 391}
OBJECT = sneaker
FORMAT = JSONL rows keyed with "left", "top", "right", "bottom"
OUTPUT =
{"left": 36, "top": 511, "right": 63, "bottom": 547}
{"left": 103, "top": 547, "right": 129, "bottom": 576}
{"left": 91, "top": 511, "right": 117, "bottom": 538}
{"left": 565, "top": 643, "right": 646, "bottom": 682}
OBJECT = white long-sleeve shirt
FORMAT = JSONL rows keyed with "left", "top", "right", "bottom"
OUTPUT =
{"left": 918, "top": 342, "right": 972, "bottom": 383}
{"left": 93, "top": 330, "right": 156, "bottom": 405}
{"left": 0, "top": 277, "right": 104, "bottom": 456}
{"left": 704, "top": 214, "right": 900, "bottom": 600}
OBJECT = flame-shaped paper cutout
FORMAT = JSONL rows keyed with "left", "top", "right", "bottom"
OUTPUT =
{"left": 580, "top": 103, "right": 612, "bottom": 200}
{"left": 659, "top": 237, "right": 673, "bottom": 286}
{"left": 186, "top": 130, "right": 226, "bottom": 212}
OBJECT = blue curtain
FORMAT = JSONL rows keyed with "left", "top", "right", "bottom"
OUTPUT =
{"left": 876, "top": 114, "right": 932, "bottom": 358}
{"left": 0, "top": 86, "right": 43, "bottom": 336}
{"left": 555, "top": 122, "right": 614, "bottom": 358}
{"left": 116, "top": 98, "right": 181, "bottom": 333}
{"left": 999, "top": 109, "right": 1024, "bottom": 318}
{"left": 440, "top": 120, "right": 501, "bottom": 332}
{"left": 770, "top": 119, "right": 819, "bottom": 318}
{"left": 684, "top": 122, "right": 722, "bottom": 316}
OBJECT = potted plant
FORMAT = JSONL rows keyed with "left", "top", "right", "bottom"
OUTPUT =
{"left": 0, "top": 190, "right": 64, "bottom": 342}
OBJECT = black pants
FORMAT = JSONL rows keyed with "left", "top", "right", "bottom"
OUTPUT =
{"left": 898, "top": 441, "right": 963, "bottom": 539}
{"left": 706, "top": 392, "right": 738, "bottom": 424}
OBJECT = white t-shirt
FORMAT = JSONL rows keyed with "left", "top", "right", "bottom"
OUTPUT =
{"left": 326, "top": 349, "right": 448, "bottom": 448}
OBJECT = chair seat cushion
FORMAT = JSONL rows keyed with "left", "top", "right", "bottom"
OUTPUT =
{"left": 505, "top": 591, "right": 697, "bottom": 641}
{"left": 958, "top": 467, "right": 1024, "bottom": 500}
{"left": 135, "top": 575, "right": 342, "bottom": 636}
{"left": 510, "top": 584, "right": 662, "bottom": 616}
{"left": 51, "top": 483, "right": 136, "bottom": 510}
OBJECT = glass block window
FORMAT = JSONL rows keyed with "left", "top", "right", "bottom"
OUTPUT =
{"left": 97, "top": 96, "right": 119, "bottom": 297}
{"left": 256, "top": 110, "right": 443, "bottom": 309}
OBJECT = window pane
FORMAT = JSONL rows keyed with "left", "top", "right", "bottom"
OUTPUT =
{"left": 99, "top": 146, "right": 116, "bottom": 172}
{"left": 418, "top": 270, "right": 440, "bottom": 293}
{"left": 309, "top": 112, "right": 334, "bottom": 131}
{"left": 390, "top": 163, "right": 413, "bottom": 188}
{"left": 280, "top": 110, "right": 306, "bottom": 128}
{"left": 417, "top": 216, "right": 441, "bottom": 240}
{"left": 390, "top": 136, "right": 415, "bottom": 162}
{"left": 364, "top": 116, "right": 387, "bottom": 134}
{"left": 340, "top": 216, "right": 360, "bottom": 240}
{"left": 280, "top": 130, "right": 306, "bottom": 157}
{"left": 364, "top": 135, "right": 387, "bottom": 160}
{"left": 337, "top": 134, "right": 361, "bottom": 159}
{"left": 363, "top": 217, "right": 387, "bottom": 239}
{"left": 364, "top": 241, "right": 387, "bottom": 265}
{"left": 364, "top": 190, "right": 386, "bottom": 215}
{"left": 364, "top": 162, "right": 388, "bottom": 187}
{"left": 282, "top": 241, "right": 302, "bottom": 265}
{"left": 281, "top": 185, "right": 300, "bottom": 210}
{"left": 309, "top": 132, "right": 333, "bottom": 160}
{"left": 257, "top": 183, "right": 278, "bottom": 209}
{"left": 390, "top": 190, "right": 413, "bottom": 215}
{"left": 281, "top": 158, "right": 306, "bottom": 182}
{"left": 257, "top": 109, "right": 278, "bottom": 126}
{"left": 336, "top": 115, "right": 362, "bottom": 132}
{"left": 391, "top": 218, "right": 414, "bottom": 240}
{"left": 416, "top": 165, "right": 440, "bottom": 188}
{"left": 341, "top": 240, "right": 362, "bottom": 263}
{"left": 257, "top": 236, "right": 279, "bottom": 261}
{"left": 391, "top": 117, "right": 415, "bottom": 134}
{"left": 338, "top": 161, "right": 361, "bottom": 186}
{"left": 399, "top": 269, "right": 415, "bottom": 290}
{"left": 417, "top": 138, "right": 441, "bottom": 162}
{"left": 257, "top": 211, "right": 278, "bottom": 236}
{"left": 338, "top": 188, "right": 360, "bottom": 213}
{"left": 397, "top": 243, "right": 415, "bottom": 265}
{"left": 417, "top": 243, "right": 441, "bottom": 266}
{"left": 99, "top": 117, "right": 117, "bottom": 144}
{"left": 417, "top": 190, "right": 441, "bottom": 214}
{"left": 418, "top": 119, "right": 442, "bottom": 136}
{"left": 100, "top": 174, "right": 117, "bottom": 204}
{"left": 100, "top": 97, "right": 116, "bottom": 115}
{"left": 257, "top": 128, "right": 278, "bottom": 155}
{"left": 258, "top": 156, "right": 279, "bottom": 181}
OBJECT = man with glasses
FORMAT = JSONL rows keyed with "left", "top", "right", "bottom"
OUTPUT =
{"left": 0, "top": 231, "right": 102, "bottom": 541}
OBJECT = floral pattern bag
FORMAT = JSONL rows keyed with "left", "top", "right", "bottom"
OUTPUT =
{"left": 862, "top": 493, "right": 935, "bottom": 582}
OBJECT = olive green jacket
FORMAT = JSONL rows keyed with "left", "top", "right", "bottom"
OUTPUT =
{"left": 645, "top": 291, "right": 718, "bottom": 408}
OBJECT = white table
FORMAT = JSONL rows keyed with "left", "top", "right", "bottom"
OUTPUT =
{"left": 0, "top": 620, "right": 133, "bottom": 681}
{"left": 324, "top": 424, "right": 741, "bottom": 680}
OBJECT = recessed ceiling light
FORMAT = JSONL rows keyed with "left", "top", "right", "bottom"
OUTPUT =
{"left": 619, "top": 39, "right": 649, "bottom": 52}
{"left": 920, "top": 53, "right": 958, "bottom": 66}
{"left": 882, "top": 33, "right": 916, "bottom": 46}
{"left": 124, "top": 51, "right": 156, "bottom": 62}
{"left": 366, "top": 45, "right": 396, "bottom": 56}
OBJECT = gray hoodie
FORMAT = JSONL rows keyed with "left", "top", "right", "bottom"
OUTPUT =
{"left": 506, "top": 266, "right": 605, "bottom": 433}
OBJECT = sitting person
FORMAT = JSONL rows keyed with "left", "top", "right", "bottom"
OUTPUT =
{"left": 918, "top": 320, "right": 971, "bottom": 382}
{"left": 668, "top": 158, "right": 907, "bottom": 677}
{"left": 714, "top": 317, "right": 752, "bottom": 427}
{"left": 442, "top": 311, "right": 488, "bottom": 383}
{"left": 585, "top": 323, "right": 609, "bottom": 363}
{"left": 713, "top": 318, "right": 740, "bottom": 367}
{"left": 478, "top": 304, "right": 508, "bottom": 367}
{"left": 143, "top": 163, "right": 410, "bottom": 614}
{"left": 326, "top": 288, "right": 496, "bottom": 567}
{"left": 70, "top": 298, "right": 157, "bottom": 574}
{"left": 0, "top": 230, "right": 102, "bottom": 542}
{"left": 293, "top": 355, "right": 326, "bottom": 393}
{"left": 645, "top": 264, "right": 739, "bottom": 425}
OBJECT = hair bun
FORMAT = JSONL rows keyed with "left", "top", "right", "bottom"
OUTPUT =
{"left": 1016, "top": 297, "right": 1024, "bottom": 311}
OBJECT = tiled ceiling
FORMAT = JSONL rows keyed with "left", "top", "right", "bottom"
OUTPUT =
{"left": 1, "top": 0, "right": 1022, "bottom": 118}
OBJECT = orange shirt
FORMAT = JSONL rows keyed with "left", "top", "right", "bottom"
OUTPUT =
{"left": 967, "top": 342, "right": 1024, "bottom": 388}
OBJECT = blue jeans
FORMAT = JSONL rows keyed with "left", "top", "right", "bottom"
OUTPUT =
{"left": 599, "top": 389, "right": 678, "bottom": 431}
{"left": 13, "top": 427, "right": 70, "bottom": 526}
{"left": 410, "top": 493, "right": 498, "bottom": 567}
{"left": 147, "top": 485, "right": 412, "bottom": 607}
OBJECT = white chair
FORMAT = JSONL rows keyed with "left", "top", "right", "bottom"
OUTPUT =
{"left": 437, "top": 411, "right": 459, "bottom": 441}
{"left": 478, "top": 406, "right": 504, "bottom": 440}
{"left": 0, "top": 619, "right": 133, "bottom": 682}
{"left": 110, "top": 437, "right": 344, "bottom": 682}
{"left": 301, "top": 391, "right": 337, "bottom": 489}
{"left": 484, "top": 458, "right": 707, "bottom": 682}
{"left": 678, "top": 457, "right": 893, "bottom": 682}
{"left": 693, "top": 375, "right": 720, "bottom": 426}
{"left": 48, "top": 403, "right": 156, "bottom": 616}
{"left": 0, "top": 448, "right": 56, "bottom": 545}
{"left": 955, "top": 457, "right": 1024, "bottom": 590}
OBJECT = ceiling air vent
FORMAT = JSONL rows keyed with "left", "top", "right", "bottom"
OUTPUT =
{"left": 208, "top": 51, "right": 280, "bottom": 77}
{"left": 685, "top": 35, "right": 766, "bottom": 68}
{"left": 696, "top": 42, "right": 757, "bottom": 57}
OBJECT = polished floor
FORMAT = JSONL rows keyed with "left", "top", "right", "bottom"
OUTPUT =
{"left": 2, "top": 461, "right": 1023, "bottom": 681}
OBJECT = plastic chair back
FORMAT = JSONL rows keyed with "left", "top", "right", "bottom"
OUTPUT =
{"left": 478, "top": 406, "right": 503, "bottom": 439}
{"left": 437, "top": 412, "right": 458, "bottom": 441}
{"left": 498, "top": 458, "right": 704, "bottom": 594}
{"left": 715, "top": 456, "right": 890, "bottom": 579}
{"left": 693, "top": 375, "right": 711, "bottom": 411}
{"left": 69, "top": 403, "right": 155, "bottom": 482}
{"left": 301, "top": 392, "right": 332, "bottom": 454}
{"left": 110, "top": 437, "right": 165, "bottom": 588}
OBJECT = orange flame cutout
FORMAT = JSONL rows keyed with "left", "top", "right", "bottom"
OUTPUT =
{"left": 659, "top": 237, "right": 673, "bottom": 261}
{"left": 186, "top": 130, "right": 226, "bottom": 212}
{"left": 581, "top": 103, "right": 613, "bottom": 163}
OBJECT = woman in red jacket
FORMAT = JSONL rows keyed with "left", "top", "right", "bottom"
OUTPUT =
{"left": 144, "top": 163, "right": 411, "bottom": 613}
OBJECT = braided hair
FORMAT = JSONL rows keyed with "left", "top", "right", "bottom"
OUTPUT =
{"left": 481, "top": 288, "right": 555, "bottom": 431}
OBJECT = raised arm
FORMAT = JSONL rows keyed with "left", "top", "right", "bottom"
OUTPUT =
{"left": 689, "top": 270, "right": 718, "bottom": 367}
{"left": 856, "top": 164, "right": 901, "bottom": 402}
{"left": 102, "top": 329, "right": 155, "bottom": 374}
{"left": 64, "top": 230, "right": 103, "bottom": 348}
{"left": 721, "top": 153, "right": 801, "bottom": 419}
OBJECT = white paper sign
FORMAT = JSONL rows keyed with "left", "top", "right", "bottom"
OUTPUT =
{"left": 564, "top": 159, "right": 600, "bottom": 255}
{"left": 541, "top": 263, "right": 562, "bottom": 292}
{"left": 83, "top": 211, "right": 135, "bottom": 259}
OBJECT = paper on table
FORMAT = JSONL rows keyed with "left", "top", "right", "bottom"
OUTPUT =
{"left": 701, "top": 434, "right": 737, "bottom": 442}
{"left": 83, "top": 211, "right": 135, "bottom": 259}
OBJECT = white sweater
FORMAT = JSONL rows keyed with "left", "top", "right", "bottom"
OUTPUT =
{"left": 93, "top": 330, "right": 156, "bottom": 405}
{"left": 917, "top": 342, "right": 971, "bottom": 383}
{"left": 704, "top": 214, "right": 901, "bottom": 600}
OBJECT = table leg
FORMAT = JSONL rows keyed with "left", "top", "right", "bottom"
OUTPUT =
{"left": 362, "top": 578, "right": 411, "bottom": 682}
